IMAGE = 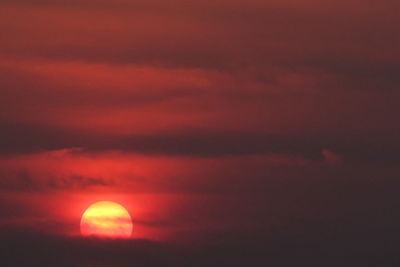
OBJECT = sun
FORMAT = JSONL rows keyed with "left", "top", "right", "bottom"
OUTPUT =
{"left": 80, "top": 201, "right": 133, "bottom": 238}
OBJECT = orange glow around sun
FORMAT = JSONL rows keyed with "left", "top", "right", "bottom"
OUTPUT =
{"left": 80, "top": 201, "right": 133, "bottom": 238}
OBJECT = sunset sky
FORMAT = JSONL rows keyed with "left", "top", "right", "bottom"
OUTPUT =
{"left": 1, "top": 0, "right": 400, "bottom": 266}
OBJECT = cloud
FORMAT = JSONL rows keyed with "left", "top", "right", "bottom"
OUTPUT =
{"left": 0, "top": 149, "right": 116, "bottom": 192}
{"left": 1, "top": 120, "right": 399, "bottom": 165}
{"left": 1, "top": 215, "right": 400, "bottom": 267}
{"left": 0, "top": 56, "right": 399, "bottom": 149}
{"left": 0, "top": 146, "right": 400, "bottom": 256}
{"left": 1, "top": 0, "right": 398, "bottom": 70}
{"left": 0, "top": 172, "right": 113, "bottom": 192}
{"left": 321, "top": 149, "right": 342, "bottom": 165}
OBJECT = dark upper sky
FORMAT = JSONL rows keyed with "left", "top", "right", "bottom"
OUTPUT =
{"left": 0, "top": 0, "right": 400, "bottom": 266}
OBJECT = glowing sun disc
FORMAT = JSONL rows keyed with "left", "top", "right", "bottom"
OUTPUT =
{"left": 80, "top": 201, "right": 133, "bottom": 238}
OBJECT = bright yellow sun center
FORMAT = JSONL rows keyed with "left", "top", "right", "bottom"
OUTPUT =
{"left": 80, "top": 201, "right": 133, "bottom": 238}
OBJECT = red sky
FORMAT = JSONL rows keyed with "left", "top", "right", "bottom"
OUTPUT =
{"left": 1, "top": 0, "right": 400, "bottom": 266}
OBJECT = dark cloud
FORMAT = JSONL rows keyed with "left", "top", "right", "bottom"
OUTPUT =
{"left": 0, "top": 172, "right": 112, "bottom": 192}
{"left": 0, "top": 230, "right": 181, "bottom": 267}
{"left": 46, "top": 175, "right": 112, "bottom": 190}
{"left": 1, "top": 121, "right": 400, "bottom": 164}
{"left": 1, "top": 215, "right": 400, "bottom": 267}
{"left": 304, "top": 59, "right": 400, "bottom": 91}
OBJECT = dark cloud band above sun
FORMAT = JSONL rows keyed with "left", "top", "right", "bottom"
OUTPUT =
{"left": 1, "top": 121, "right": 400, "bottom": 165}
